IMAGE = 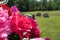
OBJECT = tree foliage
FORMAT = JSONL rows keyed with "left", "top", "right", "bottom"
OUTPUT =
{"left": 7, "top": 0, "right": 60, "bottom": 11}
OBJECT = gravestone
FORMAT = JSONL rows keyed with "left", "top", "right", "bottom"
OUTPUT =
{"left": 21, "top": 12, "right": 24, "bottom": 15}
{"left": 36, "top": 13, "right": 41, "bottom": 16}
{"left": 43, "top": 13, "right": 49, "bottom": 17}
{"left": 32, "top": 14, "right": 35, "bottom": 19}
{"left": 25, "top": 14, "right": 32, "bottom": 18}
{"left": 25, "top": 14, "right": 35, "bottom": 19}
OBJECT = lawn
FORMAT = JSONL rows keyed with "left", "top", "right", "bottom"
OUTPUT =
{"left": 23, "top": 10, "right": 60, "bottom": 40}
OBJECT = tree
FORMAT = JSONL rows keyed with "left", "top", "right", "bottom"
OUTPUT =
{"left": 41, "top": 0, "right": 48, "bottom": 10}
{"left": 29, "top": 0, "right": 39, "bottom": 11}
{"left": 47, "top": 0, "right": 53, "bottom": 10}
{"left": 7, "top": 0, "right": 60, "bottom": 11}
{"left": 7, "top": 0, "right": 15, "bottom": 7}
{"left": 56, "top": 0, "right": 60, "bottom": 10}
{"left": 14, "top": 0, "right": 30, "bottom": 11}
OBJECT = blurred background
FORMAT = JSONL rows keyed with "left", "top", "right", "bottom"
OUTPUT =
{"left": 7, "top": 0, "right": 60, "bottom": 40}
{"left": 7, "top": 0, "right": 60, "bottom": 12}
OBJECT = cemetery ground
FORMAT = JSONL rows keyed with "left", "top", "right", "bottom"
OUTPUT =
{"left": 23, "top": 10, "right": 60, "bottom": 40}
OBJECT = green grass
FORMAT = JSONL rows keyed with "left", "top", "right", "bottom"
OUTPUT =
{"left": 23, "top": 11, "right": 60, "bottom": 40}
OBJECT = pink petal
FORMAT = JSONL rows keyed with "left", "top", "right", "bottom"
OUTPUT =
{"left": 30, "top": 38, "right": 45, "bottom": 40}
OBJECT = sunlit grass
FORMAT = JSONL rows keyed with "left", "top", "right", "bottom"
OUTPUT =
{"left": 23, "top": 11, "right": 60, "bottom": 40}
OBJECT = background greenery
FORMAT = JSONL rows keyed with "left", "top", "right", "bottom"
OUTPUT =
{"left": 7, "top": 0, "right": 60, "bottom": 11}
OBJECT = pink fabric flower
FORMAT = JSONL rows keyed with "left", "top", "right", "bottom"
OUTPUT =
{"left": 30, "top": 38, "right": 51, "bottom": 40}
{"left": 30, "top": 38, "right": 45, "bottom": 40}
{"left": 0, "top": 7, "right": 11, "bottom": 40}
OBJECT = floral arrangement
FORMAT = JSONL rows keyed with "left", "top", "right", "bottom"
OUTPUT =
{"left": 0, "top": 5, "right": 11, "bottom": 40}
{"left": 0, "top": 4, "right": 50, "bottom": 40}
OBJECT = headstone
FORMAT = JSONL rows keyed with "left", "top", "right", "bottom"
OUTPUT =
{"left": 32, "top": 14, "right": 35, "bottom": 19}
{"left": 36, "top": 13, "right": 41, "bottom": 16}
{"left": 21, "top": 12, "right": 24, "bottom": 15}
{"left": 25, "top": 14, "right": 35, "bottom": 19}
{"left": 25, "top": 14, "right": 32, "bottom": 18}
{"left": 43, "top": 13, "right": 49, "bottom": 17}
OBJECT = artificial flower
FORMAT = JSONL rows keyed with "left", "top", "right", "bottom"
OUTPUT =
{"left": 0, "top": 5, "right": 12, "bottom": 40}
{"left": 10, "top": 6, "right": 40, "bottom": 40}
{"left": 0, "top": 4, "right": 12, "bottom": 16}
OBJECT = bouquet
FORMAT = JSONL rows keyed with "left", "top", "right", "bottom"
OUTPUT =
{"left": 0, "top": 4, "right": 50, "bottom": 40}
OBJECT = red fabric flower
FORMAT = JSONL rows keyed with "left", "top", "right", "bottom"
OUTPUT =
{"left": 27, "top": 18, "right": 40, "bottom": 38}
{"left": 45, "top": 38, "right": 51, "bottom": 40}
{"left": 0, "top": 38, "right": 4, "bottom": 40}
{"left": 0, "top": 4, "right": 12, "bottom": 16}
{"left": 10, "top": 6, "right": 40, "bottom": 40}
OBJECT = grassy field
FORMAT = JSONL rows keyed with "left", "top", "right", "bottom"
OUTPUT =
{"left": 23, "top": 11, "right": 60, "bottom": 40}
